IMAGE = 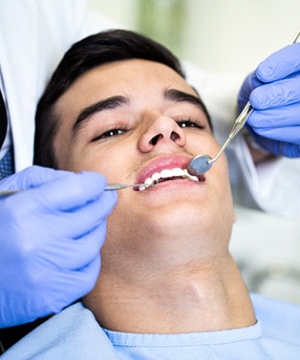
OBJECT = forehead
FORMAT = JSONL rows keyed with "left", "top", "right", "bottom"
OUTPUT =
{"left": 55, "top": 59, "right": 198, "bottom": 113}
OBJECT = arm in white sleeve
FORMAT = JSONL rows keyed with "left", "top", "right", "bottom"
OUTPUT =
{"left": 2, "top": 0, "right": 120, "bottom": 172}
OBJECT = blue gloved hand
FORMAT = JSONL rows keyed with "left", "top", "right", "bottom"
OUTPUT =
{"left": 0, "top": 166, "right": 117, "bottom": 328}
{"left": 238, "top": 43, "right": 300, "bottom": 157}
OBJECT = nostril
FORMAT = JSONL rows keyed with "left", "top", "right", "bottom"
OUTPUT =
{"left": 150, "top": 132, "right": 180, "bottom": 146}
{"left": 150, "top": 134, "right": 162, "bottom": 146}
{"left": 170, "top": 131, "right": 179, "bottom": 141}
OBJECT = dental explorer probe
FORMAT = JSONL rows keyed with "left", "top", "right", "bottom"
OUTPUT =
{"left": 0, "top": 183, "right": 151, "bottom": 197}
{"left": 187, "top": 27, "right": 300, "bottom": 176}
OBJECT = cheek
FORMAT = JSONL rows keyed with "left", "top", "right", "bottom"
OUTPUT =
{"left": 209, "top": 152, "right": 234, "bottom": 213}
{"left": 55, "top": 145, "right": 87, "bottom": 172}
{"left": 64, "top": 145, "right": 131, "bottom": 183}
{"left": 188, "top": 131, "right": 220, "bottom": 156}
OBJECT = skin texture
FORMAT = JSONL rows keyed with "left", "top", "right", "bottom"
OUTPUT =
{"left": 52, "top": 59, "right": 255, "bottom": 334}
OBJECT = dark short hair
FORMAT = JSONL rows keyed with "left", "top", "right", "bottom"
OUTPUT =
{"left": 34, "top": 29, "right": 211, "bottom": 167}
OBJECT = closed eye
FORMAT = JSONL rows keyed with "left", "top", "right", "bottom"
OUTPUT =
{"left": 92, "top": 128, "right": 126, "bottom": 142}
{"left": 176, "top": 119, "right": 205, "bottom": 129}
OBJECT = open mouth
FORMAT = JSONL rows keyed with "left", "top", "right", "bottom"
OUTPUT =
{"left": 136, "top": 168, "right": 205, "bottom": 191}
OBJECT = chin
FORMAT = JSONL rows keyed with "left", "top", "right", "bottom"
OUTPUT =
{"left": 145, "top": 203, "right": 210, "bottom": 235}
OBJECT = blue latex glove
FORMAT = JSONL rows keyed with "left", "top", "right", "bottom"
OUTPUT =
{"left": 238, "top": 43, "right": 300, "bottom": 157}
{"left": 0, "top": 166, "right": 117, "bottom": 328}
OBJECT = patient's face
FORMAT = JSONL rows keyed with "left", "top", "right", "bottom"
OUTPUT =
{"left": 53, "top": 59, "right": 234, "bottom": 270}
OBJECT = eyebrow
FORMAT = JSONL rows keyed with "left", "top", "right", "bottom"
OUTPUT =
{"left": 73, "top": 95, "right": 129, "bottom": 132}
{"left": 72, "top": 88, "right": 212, "bottom": 134}
{"left": 164, "top": 88, "right": 204, "bottom": 109}
{"left": 164, "top": 88, "right": 212, "bottom": 129}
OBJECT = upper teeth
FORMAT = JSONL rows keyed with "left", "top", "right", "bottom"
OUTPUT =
{"left": 138, "top": 168, "right": 199, "bottom": 191}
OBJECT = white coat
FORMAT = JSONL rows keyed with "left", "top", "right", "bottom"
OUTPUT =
{"left": 0, "top": 0, "right": 114, "bottom": 170}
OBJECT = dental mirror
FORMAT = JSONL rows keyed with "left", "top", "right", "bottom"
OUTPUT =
{"left": 187, "top": 102, "right": 253, "bottom": 176}
{"left": 187, "top": 154, "right": 213, "bottom": 176}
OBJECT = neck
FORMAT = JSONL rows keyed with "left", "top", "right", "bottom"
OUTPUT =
{"left": 83, "top": 253, "right": 256, "bottom": 334}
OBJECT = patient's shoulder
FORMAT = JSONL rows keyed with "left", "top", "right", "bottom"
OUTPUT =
{"left": 251, "top": 293, "right": 300, "bottom": 345}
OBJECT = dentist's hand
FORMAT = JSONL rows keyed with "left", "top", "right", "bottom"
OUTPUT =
{"left": 0, "top": 166, "right": 117, "bottom": 328}
{"left": 238, "top": 43, "right": 300, "bottom": 157}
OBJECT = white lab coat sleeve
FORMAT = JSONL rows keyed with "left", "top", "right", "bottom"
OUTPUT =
{"left": 0, "top": 0, "right": 118, "bottom": 172}
{"left": 183, "top": 61, "right": 300, "bottom": 219}
{"left": 0, "top": 0, "right": 89, "bottom": 171}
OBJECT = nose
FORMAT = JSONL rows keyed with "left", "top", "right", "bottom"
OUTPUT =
{"left": 138, "top": 112, "right": 186, "bottom": 153}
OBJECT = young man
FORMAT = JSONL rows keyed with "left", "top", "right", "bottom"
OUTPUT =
{"left": 2, "top": 30, "right": 300, "bottom": 359}
{"left": 1, "top": 1, "right": 300, "bottom": 333}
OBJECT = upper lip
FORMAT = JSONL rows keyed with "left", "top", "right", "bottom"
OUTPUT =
{"left": 136, "top": 154, "right": 205, "bottom": 185}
